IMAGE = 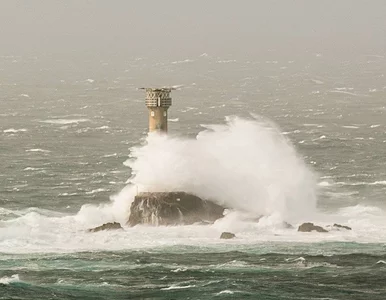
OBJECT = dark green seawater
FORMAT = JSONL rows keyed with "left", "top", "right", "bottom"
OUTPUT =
{"left": 2, "top": 244, "right": 386, "bottom": 299}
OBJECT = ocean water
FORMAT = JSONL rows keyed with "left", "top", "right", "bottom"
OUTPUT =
{"left": 1, "top": 52, "right": 386, "bottom": 299}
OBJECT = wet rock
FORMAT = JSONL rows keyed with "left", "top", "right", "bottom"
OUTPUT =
{"left": 128, "top": 192, "right": 224, "bottom": 226}
{"left": 333, "top": 223, "right": 352, "bottom": 230}
{"left": 88, "top": 222, "right": 122, "bottom": 232}
{"left": 220, "top": 232, "right": 236, "bottom": 239}
{"left": 298, "top": 222, "right": 328, "bottom": 233}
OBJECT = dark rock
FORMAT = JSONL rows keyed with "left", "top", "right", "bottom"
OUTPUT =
{"left": 88, "top": 222, "right": 123, "bottom": 232}
{"left": 298, "top": 222, "right": 328, "bottom": 233}
{"left": 128, "top": 192, "right": 224, "bottom": 226}
{"left": 220, "top": 232, "right": 236, "bottom": 239}
{"left": 333, "top": 223, "right": 352, "bottom": 230}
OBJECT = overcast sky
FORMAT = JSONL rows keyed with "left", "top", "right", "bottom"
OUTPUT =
{"left": 0, "top": 0, "right": 385, "bottom": 58}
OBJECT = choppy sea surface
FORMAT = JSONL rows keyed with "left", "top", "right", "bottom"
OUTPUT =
{"left": 1, "top": 52, "right": 386, "bottom": 299}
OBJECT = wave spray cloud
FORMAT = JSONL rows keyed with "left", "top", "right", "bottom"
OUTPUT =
{"left": 120, "top": 116, "right": 318, "bottom": 222}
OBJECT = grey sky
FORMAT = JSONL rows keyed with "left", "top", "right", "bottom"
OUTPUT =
{"left": 0, "top": 0, "right": 385, "bottom": 58}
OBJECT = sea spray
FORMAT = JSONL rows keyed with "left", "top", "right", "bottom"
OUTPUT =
{"left": 0, "top": 274, "right": 20, "bottom": 285}
{"left": 118, "top": 116, "right": 317, "bottom": 222}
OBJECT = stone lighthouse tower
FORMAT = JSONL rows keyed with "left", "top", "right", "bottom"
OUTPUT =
{"left": 141, "top": 88, "right": 173, "bottom": 133}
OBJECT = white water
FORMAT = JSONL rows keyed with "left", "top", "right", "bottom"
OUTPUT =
{"left": 1, "top": 117, "right": 386, "bottom": 254}
{"left": 3, "top": 128, "right": 27, "bottom": 133}
{"left": 0, "top": 274, "right": 21, "bottom": 285}
{"left": 39, "top": 118, "right": 90, "bottom": 125}
{"left": 1, "top": 203, "right": 386, "bottom": 254}
{"left": 125, "top": 116, "right": 317, "bottom": 221}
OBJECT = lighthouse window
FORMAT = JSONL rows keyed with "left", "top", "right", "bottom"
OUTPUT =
{"left": 163, "top": 111, "right": 167, "bottom": 117}
{"left": 151, "top": 111, "right": 155, "bottom": 117}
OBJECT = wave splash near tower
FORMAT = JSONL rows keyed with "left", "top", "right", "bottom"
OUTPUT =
{"left": 113, "top": 116, "right": 317, "bottom": 224}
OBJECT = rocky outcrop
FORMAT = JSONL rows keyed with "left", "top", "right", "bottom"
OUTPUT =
{"left": 128, "top": 192, "right": 225, "bottom": 226}
{"left": 88, "top": 222, "right": 123, "bottom": 232}
{"left": 220, "top": 232, "right": 236, "bottom": 239}
{"left": 298, "top": 222, "right": 328, "bottom": 233}
{"left": 332, "top": 223, "right": 352, "bottom": 230}
{"left": 297, "top": 222, "right": 352, "bottom": 233}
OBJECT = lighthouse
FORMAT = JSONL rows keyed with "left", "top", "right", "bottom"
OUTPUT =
{"left": 141, "top": 87, "right": 173, "bottom": 133}
{"left": 125, "top": 87, "right": 226, "bottom": 227}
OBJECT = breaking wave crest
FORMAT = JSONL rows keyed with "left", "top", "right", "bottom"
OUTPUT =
{"left": 120, "top": 116, "right": 317, "bottom": 221}
{"left": 0, "top": 274, "right": 21, "bottom": 285}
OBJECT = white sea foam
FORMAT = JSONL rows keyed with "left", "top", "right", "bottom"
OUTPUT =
{"left": 102, "top": 153, "right": 117, "bottom": 158}
{"left": 3, "top": 128, "right": 27, "bottom": 133}
{"left": 0, "top": 202, "right": 386, "bottom": 253}
{"left": 168, "top": 118, "right": 179, "bottom": 122}
{"left": 23, "top": 167, "right": 44, "bottom": 171}
{"left": 218, "top": 60, "right": 237, "bottom": 63}
{"left": 336, "top": 181, "right": 386, "bottom": 186}
{"left": 85, "top": 188, "right": 108, "bottom": 195}
{"left": 171, "top": 267, "right": 188, "bottom": 273}
{"left": 161, "top": 284, "right": 196, "bottom": 290}
{"left": 180, "top": 106, "right": 198, "bottom": 112}
{"left": 26, "top": 148, "right": 51, "bottom": 153}
{"left": 335, "top": 87, "right": 354, "bottom": 91}
{"left": 371, "top": 181, "right": 386, "bottom": 185}
{"left": 0, "top": 274, "right": 20, "bottom": 285}
{"left": 342, "top": 125, "right": 359, "bottom": 129}
{"left": 303, "top": 123, "right": 323, "bottom": 127}
{"left": 318, "top": 181, "right": 331, "bottom": 187}
{"left": 338, "top": 205, "right": 385, "bottom": 217}
{"left": 216, "top": 290, "right": 234, "bottom": 295}
{"left": 51, "top": 114, "right": 87, "bottom": 118}
{"left": 292, "top": 257, "right": 306, "bottom": 263}
{"left": 40, "top": 119, "right": 90, "bottom": 125}
{"left": 0, "top": 208, "right": 18, "bottom": 216}
{"left": 59, "top": 192, "right": 78, "bottom": 197}
{"left": 171, "top": 59, "right": 194, "bottom": 64}
{"left": 329, "top": 90, "right": 369, "bottom": 97}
